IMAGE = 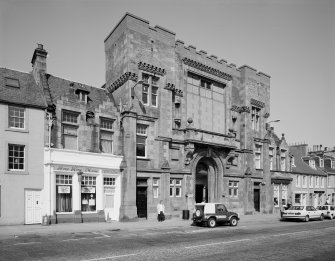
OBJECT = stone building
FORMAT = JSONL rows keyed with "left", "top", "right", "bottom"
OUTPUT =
{"left": 104, "top": 13, "right": 273, "bottom": 220}
{"left": 0, "top": 67, "right": 46, "bottom": 225}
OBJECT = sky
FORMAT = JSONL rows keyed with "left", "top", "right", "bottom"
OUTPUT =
{"left": 1, "top": 0, "right": 334, "bottom": 149}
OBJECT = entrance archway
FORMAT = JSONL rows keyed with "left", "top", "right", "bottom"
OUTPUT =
{"left": 194, "top": 157, "right": 220, "bottom": 203}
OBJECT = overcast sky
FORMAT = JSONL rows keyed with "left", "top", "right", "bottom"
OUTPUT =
{"left": 1, "top": 0, "right": 334, "bottom": 149}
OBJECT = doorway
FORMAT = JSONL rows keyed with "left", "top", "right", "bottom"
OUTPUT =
{"left": 195, "top": 162, "right": 208, "bottom": 203}
{"left": 136, "top": 186, "right": 147, "bottom": 218}
{"left": 254, "top": 185, "right": 260, "bottom": 212}
{"left": 25, "top": 190, "right": 42, "bottom": 224}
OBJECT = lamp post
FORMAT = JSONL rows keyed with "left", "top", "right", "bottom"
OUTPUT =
{"left": 131, "top": 80, "right": 144, "bottom": 99}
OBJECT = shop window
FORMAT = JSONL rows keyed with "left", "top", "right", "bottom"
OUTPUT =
{"left": 170, "top": 178, "right": 182, "bottom": 197}
{"left": 141, "top": 73, "right": 159, "bottom": 107}
{"left": 8, "top": 106, "right": 25, "bottom": 129}
{"left": 62, "top": 111, "right": 79, "bottom": 150}
{"left": 56, "top": 175, "right": 72, "bottom": 212}
{"left": 254, "top": 144, "right": 262, "bottom": 169}
{"left": 273, "top": 185, "right": 279, "bottom": 207}
{"left": 100, "top": 118, "right": 114, "bottom": 153}
{"left": 136, "top": 124, "right": 148, "bottom": 157}
{"left": 229, "top": 181, "right": 239, "bottom": 198}
{"left": 251, "top": 106, "right": 260, "bottom": 131}
{"left": 8, "top": 144, "right": 25, "bottom": 171}
{"left": 81, "top": 176, "right": 96, "bottom": 212}
{"left": 153, "top": 178, "right": 159, "bottom": 198}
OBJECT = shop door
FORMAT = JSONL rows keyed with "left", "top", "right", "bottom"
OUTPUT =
{"left": 136, "top": 187, "right": 147, "bottom": 218}
{"left": 254, "top": 188, "right": 260, "bottom": 212}
{"left": 25, "top": 190, "right": 42, "bottom": 224}
{"left": 104, "top": 193, "right": 114, "bottom": 221}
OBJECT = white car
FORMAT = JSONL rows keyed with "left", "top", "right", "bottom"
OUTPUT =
{"left": 281, "top": 205, "right": 324, "bottom": 222}
{"left": 317, "top": 205, "right": 335, "bottom": 219}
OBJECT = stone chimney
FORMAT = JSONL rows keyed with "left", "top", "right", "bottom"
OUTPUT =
{"left": 31, "top": 43, "right": 47, "bottom": 85}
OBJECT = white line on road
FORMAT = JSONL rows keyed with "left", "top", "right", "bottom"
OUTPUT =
{"left": 272, "top": 230, "right": 311, "bottom": 237}
{"left": 14, "top": 242, "right": 41, "bottom": 245}
{"left": 81, "top": 253, "right": 138, "bottom": 261}
{"left": 185, "top": 238, "right": 251, "bottom": 249}
{"left": 62, "top": 238, "right": 84, "bottom": 241}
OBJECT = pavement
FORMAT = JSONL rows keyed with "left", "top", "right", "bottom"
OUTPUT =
{"left": 0, "top": 213, "right": 281, "bottom": 240}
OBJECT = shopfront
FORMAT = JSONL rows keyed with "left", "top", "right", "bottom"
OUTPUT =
{"left": 44, "top": 148, "right": 122, "bottom": 223}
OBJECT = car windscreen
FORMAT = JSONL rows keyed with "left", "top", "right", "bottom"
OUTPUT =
{"left": 290, "top": 206, "right": 304, "bottom": 210}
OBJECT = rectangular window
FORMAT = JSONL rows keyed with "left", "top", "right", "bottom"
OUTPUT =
{"left": 5, "top": 77, "right": 20, "bottom": 88}
{"left": 136, "top": 124, "right": 147, "bottom": 157}
{"left": 62, "top": 111, "right": 79, "bottom": 150}
{"left": 321, "top": 177, "right": 325, "bottom": 188}
{"left": 8, "top": 144, "right": 25, "bottom": 170}
{"left": 315, "top": 176, "right": 319, "bottom": 188}
{"left": 254, "top": 145, "right": 262, "bottom": 169}
{"left": 302, "top": 176, "right": 307, "bottom": 188}
{"left": 251, "top": 106, "right": 260, "bottom": 131}
{"left": 153, "top": 178, "right": 159, "bottom": 198}
{"left": 273, "top": 185, "right": 279, "bottom": 206}
{"left": 100, "top": 118, "right": 114, "bottom": 154}
{"left": 229, "top": 181, "right": 239, "bottom": 197}
{"left": 169, "top": 178, "right": 182, "bottom": 197}
{"left": 81, "top": 176, "right": 96, "bottom": 212}
{"left": 280, "top": 149, "right": 286, "bottom": 171}
{"left": 309, "top": 176, "right": 313, "bottom": 188}
{"left": 295, "top": 193, "right": 301, "bottom": 205}
{"left": 8, "top": 106, "right": 25, "bottom": 129}
{"left": 269, "top": 147, "right": 274, "bottom": 170}
{"left": 141, "top": 73, "right": 159, "bottom": 107}
{"left": 282, "top": 185, "right": 287, "bottom": 207}
{"left": 56, "top": 175, "right": 72, "bottom": 212}
{"left": 309, "top": 160, "right": 316, "bottom": 169}
{"left": 104, "top": 177, "right": 115, "bottom": 186}
{"left": 296, "top": 175, "right": 301, "bottom": 187}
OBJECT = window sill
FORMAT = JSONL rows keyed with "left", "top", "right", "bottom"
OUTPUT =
{"left": 5, "top": 170, "right": 29, "bottom": 175}
{"left": 5, "top": 128, "right": 29, "bottom": 133}
{"left": 137, "top": 157, "right": 151, "bottom": 161}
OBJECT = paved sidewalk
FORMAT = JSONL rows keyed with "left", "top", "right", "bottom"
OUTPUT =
{"left": 0, "top": 213, "right": 281, "bottom": 240}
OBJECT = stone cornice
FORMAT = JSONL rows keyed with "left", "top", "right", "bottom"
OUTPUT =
{"left": 182, "top": 57, "right": 232, "bottom": 81}
{"left": 165, "top": 82, "right": 183, "bottom": 97}
{"left": 106, "top": 72, "right": 138, "bottom": 93}
{"left": 250, "top": 98, "right": 265, "bottom": 108}
{"left": 138, "top": 61, "right": 166, "bottom": 76}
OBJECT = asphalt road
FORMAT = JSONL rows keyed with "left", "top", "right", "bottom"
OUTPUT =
{"left": 1, "top": 219, "right": 335, "bottom": 261}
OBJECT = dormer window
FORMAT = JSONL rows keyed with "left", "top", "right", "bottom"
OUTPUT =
{"left": 291, "top": 156, "right": 296, "bottom": 167}
{"left": 309, "top": 160, "right": 316, "bottom": 169}
{"left": 75, "top": 89, "right": 89, "bottom": 103}
{"left": 5, "top": 77, "right": 20, "bottom": 88}
{"left": 320, "top": 159, "right": 324, "bottom": 168}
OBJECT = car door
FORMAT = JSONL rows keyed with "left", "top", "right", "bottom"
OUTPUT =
{"left": 309, "top": 206, "right": 318, "bottom": 218}
{"left": 216, "top": 204, "right": 229, "bottom": 222}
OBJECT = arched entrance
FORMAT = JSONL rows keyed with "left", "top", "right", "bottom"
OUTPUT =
{"left": 195, "top": 157, "right": 219, "bottom": 203}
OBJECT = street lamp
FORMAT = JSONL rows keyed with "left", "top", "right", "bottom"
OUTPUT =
{"left": 131, "top": 80, "right": 144, "bottom": 99}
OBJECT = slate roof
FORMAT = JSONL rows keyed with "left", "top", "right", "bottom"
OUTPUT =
{"left": 290, "top": 146, "right": 326, "bottom": 176}
{"left": 42, "top": 74, "right": 114, "bottom": 110}
{"left": 0, "top": 68, "right": 47, "bottom": 109}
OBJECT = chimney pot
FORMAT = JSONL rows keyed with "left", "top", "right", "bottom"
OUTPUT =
{"left": 37, "top": 43, "right": 43, "bottom": 49}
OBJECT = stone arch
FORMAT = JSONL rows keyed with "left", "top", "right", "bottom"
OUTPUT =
{"left": 190, "top": 149, "right": 225, "bottom": 203}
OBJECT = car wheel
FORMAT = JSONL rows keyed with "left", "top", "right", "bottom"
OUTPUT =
{"left": 320, "top": 214, "right": 324, "bottom": 221}
{"left": 230, "top": 217, "right": 238, "bottom": 226}
{"left": 208, "top": 218, "right": 216, "bottom": 228}
{"left": 305, "top": 215, "right": 309, "bottom": 222}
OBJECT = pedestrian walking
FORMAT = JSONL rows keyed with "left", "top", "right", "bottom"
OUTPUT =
{"left": 157, "top": 200, "right": 165, "bottom": 222}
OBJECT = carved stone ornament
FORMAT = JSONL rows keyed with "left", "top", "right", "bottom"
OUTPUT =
{"left": 263, "top": 112, "right": 270, "bottom": 118}
{"left": 165, "top": 82, "right": 184, "bottom": 97}
{"left": 106, "top": 72, "right": 138, "bottom": 93}
{"left": 250, "top": 98, "right": 265, "bottom": 108}
{"left": 138, "top": 61, "right": 166, "bottom": 76}
{"left": 240, "top": 106, "right": 250, "bottom": 113}
{"left": 182, "top": 57, "right": 232, "bottom": 81}
{"left": 230, "top": 105, "right": 241, "bottom": 112}
{"left": 184, "top": 143, "right": 195, "bottom": 165}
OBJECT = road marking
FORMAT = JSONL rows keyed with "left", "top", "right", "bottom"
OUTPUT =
{"left": 81, "top": 253, "right": 138, "bottom": 261}
{"left": 62, "top": 238, "right": 84, "bottom": 242}
{"left": 185, "top": 238, "right": 251, "bottom": 249}
{"left": 14, "top": 242, "right": 41, "bottom": 245}
{"left": 92, "top": 232, "right": 110, "bottom": 238}
{"left": 272, "top": 230, "right": 310, "bottom": 237}
{"left": 324, "top": 227, "right": 335, "bottom": 230}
